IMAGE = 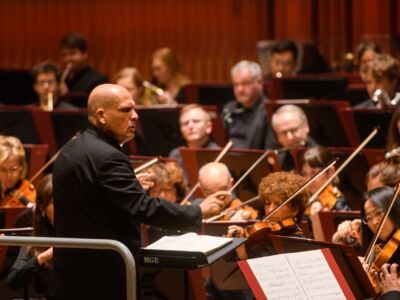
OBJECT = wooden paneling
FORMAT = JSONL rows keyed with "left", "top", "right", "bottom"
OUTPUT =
{"left": 0, "top": 0, "right": 398, "bottom": 82}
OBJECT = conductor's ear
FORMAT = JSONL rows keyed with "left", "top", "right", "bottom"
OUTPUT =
{"left": 96, "top": 108, "right": 106, "bottom": 125}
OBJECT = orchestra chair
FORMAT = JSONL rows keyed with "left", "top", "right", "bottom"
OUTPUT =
{"left": 180, "top": 147, "right": 280, "bottom": 203}
{"left": 340, "top": 107, "right": 395, "bottom": 149}
{"left": 265, "top": 99, "right": 360, "bottom": 147}
{"left": 291, "top": 147, "right": 377, "bottom": 210}
{"left": 135, "top": 105, "right": 226, "bottom": 157}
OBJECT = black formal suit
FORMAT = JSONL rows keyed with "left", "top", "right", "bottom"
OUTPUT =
{"left": 382, "top": 291, "right": 400, "bottom": 300}
{"left": 221, "top": 95, "right": 275, "bottom": 150}
{"left": 53, "top": 124, "right": 202, "bottom": 300}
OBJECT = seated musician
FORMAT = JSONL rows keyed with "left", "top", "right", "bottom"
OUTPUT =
{"left": 150, "top": 47, "right": 190, "bottom": 104}
{"left": 0, "top": 136, "right": 36, "bottom": 207}
{"left": 269, "top": 104, "right": 317, "bottom": 171}
{"left": 112, "top": 67, "right": 158, "bottom": 105}
{"left": 301, "top": 146, "right": 350, "bottom": 216}
{"left": 6, "top": 174, "right": 54, "bottom": 298}
{"left": 366, "top": 161, "right": 400, "bottom": 191}
{"left": 194, "top": 162, "right": 259, "bottom": 221}
{"left": 31, "top": 61, "right": 77, "bottom": 110}
{"left": 354, "top": 53, "right": 400, "bottom": 108}
{"left": 386, "top": 105, "right": 400, "bottom": 162}
{"left": 267, "top": 40, "right": 298, "bottom": 78}
{"left": 169, "top": 104, "right": 220, "bottom": 170}
{"left": 145, "top": 161, "right": 188, "bottom": 243}
{"left": 360, "top": 186, "right": 400, "bottom": 293}
{"left": 59, "top": 32, "right": 108, "bottom": 96}
{"left": 227, "top": 171, "right": 308, "bottom": 259}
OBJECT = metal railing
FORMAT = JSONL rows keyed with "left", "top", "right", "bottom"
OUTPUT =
{"left": 0, "top": 236, "right": 136, "bottom": 300}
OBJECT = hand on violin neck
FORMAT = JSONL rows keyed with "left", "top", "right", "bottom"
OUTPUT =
{"left": 380, "top": 263, "right": 400, "bottom": 295}
{"left": 200, "top": 191, "right": 231, "bottom": 219}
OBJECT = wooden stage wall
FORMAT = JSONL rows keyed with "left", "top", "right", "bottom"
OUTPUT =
{"left": 0, "top": 0, "right": 399, "bottom": 81}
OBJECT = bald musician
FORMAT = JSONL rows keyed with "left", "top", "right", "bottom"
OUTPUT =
{"left": 52, "top": 84, "right": 229, "bottom": 300}
{"left": 195, "top": 162, "right": 258, "bottom": 221}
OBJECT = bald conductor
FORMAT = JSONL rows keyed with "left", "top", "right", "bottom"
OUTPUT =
{"left": 52, "top": 84, "right": 229, "bottom": 300}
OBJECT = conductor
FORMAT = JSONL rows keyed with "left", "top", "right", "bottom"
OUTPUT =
{"left": 52, "top": 84, "right": 229, "bottom": 300}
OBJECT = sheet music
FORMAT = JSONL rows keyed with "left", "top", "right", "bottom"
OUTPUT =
{"left": 247, "top": 254, "right": 308, "bottom": 300}
{"left": 244, "top": 249, "right": 346, "bottom": 300}
{"left": 287, "top": 250, "right": 346, "bottom": 300}
{"left": 144, "top": 232, "right": 232, "bottom": 254}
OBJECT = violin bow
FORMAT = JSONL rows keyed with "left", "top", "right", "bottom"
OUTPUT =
{"left": 180, "top": 140, "right": 233, "bottom": 205}
{"left": 306, "top": 127, "right": 379, "bottom": 208}
{"left": 364, "top": 182, "right": 400, "bottom": 269}
{"left": 134, "top": 157, "right": 159, "bottom": 174}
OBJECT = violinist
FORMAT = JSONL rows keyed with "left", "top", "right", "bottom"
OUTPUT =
{"left": 227, "top": 171, "right": 308, "bottom": 258}
{"left": 366, "top": 161, "right": 400, "bottom": 191}
{"left": 301, "top": 146, "right": 350, "bottom": 216}
{"left": 196, "top": 162, "right": 258, "bottom": 221}
{"left": 361, "top": 186, "right": 400, "bottom": 267}
{"left": 0, "top": 136, "right": 36, "bottom": 207}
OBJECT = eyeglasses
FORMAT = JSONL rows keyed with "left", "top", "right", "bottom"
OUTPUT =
{"left": 36, "top": 79, "right": 57, "bottom": 86}
{"left": 362, "top": 209, "right": 385, "bottom": 225}
{"left": 0, "top": 166, "right": 22, "bottom": 175}
{"left": 276, "top": 124, "right": 303, "bottom": 137}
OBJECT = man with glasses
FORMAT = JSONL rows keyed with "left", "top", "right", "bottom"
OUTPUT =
{"left": 268, "top": 40, "right": 298, "bottom": 78}
{"left": 270, "top": 104, "right": 317, "bottom": 171}
{"left": 31, "top": 61, "right": 76, "bottom": 110}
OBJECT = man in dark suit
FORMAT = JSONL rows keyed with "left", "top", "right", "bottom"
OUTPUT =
{"left": 221, "top": 60, "right": 274, "bottom": 150}
{"left": 52, "top": 84, "right": 229, "bottom": 300}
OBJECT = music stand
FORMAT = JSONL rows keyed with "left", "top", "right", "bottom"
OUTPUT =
{"left": 0, "top": 70, "right": 36, "bottom": 105}
{"left": 269, "top": 235, "right": 375, "bottom": 299}
{"left": 185, "top": 82, "right": 234, "bottom": 110}
{"left": 316, "top": 211, "right": 361, "bottom": 242}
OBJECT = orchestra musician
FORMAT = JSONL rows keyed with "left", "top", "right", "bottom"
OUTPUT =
{"left": 52, "top": 84, "right": 228, "bottom": 300}
{"left": 112, "top": 67, "right": 158, "bottom": 106}
{"left": 359, "top": 187, "right": 400, "bottom": 293}
{"left": 301, "top": 146, "right": 350, "bottom": 216}
{"left": 366, "top": 161, "right": 400, "bottom": 191}
{"left": 6, "top": 174, "right": 54, "bottom": 299}
{"left": 227, "top": 171, "right": 308, "bottom": 259}
{"left": 31, "top": 61, "right": 77, "bottom": 110}
{"left": 267, "top": 40, "right": 298, "bottom": 78}
{"left": 59, "top": 32, "right": 108, "bottom": 97}
{"left": 269, "top": 104, "right": 317, "bottom": 171}
{"left": 0, "top": 136, "right": 36, "bottom": 208}
{"left": 195, "top": 162, "right": 259, "bottom": 221}
{"left": 150, "top": 47, "right": 190, "bottom": 104}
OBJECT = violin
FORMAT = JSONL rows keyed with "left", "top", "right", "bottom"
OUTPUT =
{"left": 0, "top": 179, "right": 36, "bottom": 207}
{"left": 368, "top": 229, "right": 400, "bottom": 288}
{"left": 244, "top": 217, "right": 297, "bottom": 246}
{"left": 304, "top": 184, "right": 338, "bottom": 215}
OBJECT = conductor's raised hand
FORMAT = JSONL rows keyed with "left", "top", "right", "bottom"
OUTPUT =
{"left": 200, "top": 191, "right": 231, "bottom": 219}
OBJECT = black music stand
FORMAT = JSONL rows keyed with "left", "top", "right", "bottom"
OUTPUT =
{"left": 269, "top": 235, "right": 375, "bottom": 299}
{"left": 0, "top": 70, "right": 36, "bottom": 105}
{"left": 0, "top": 108, "right": 41, "bottom": 144}
{"left": 139, "top": 238, "right": 245, "bottom": 300}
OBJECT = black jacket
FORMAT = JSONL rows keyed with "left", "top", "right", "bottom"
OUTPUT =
{"left": 53, "top": 124, "right": 202, "bottom": 300}
{"left": 221, "top": 95, "right": 275, "bottom": 150}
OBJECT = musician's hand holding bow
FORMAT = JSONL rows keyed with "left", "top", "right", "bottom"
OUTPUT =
{"left": 227, "top": 225, "right": 245, "bottom": 237}
{"left": 137, "top": 172, "right": 155, "bottom": 191}
{"left": 200, "top": 191, "right": 231, "bottom": 219}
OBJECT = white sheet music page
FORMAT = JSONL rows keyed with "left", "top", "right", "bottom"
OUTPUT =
{"left": 246, "top": 254, "right": 308, "bottom": 300}
{"left": 245, "top": 249, "right": 346, "bottom": 300}
{"left": 144, "top": 232, "right": 232, "bottom": 255}
{"left": 286, "top": 250, "right": 346, "bottom": 300}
